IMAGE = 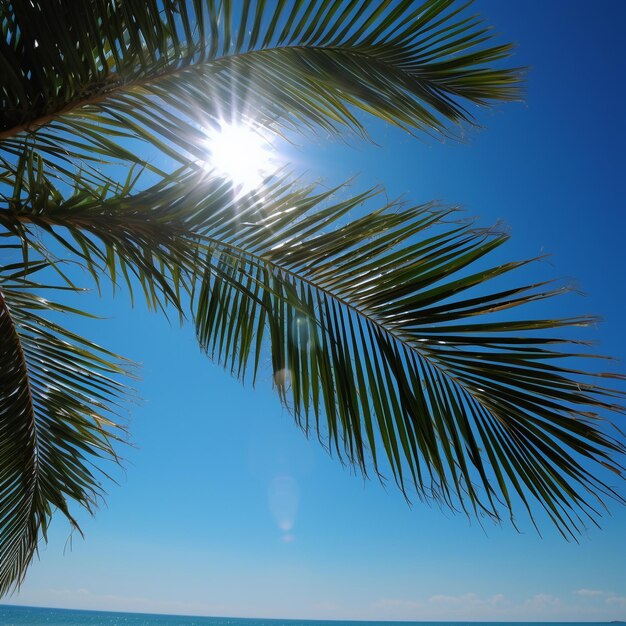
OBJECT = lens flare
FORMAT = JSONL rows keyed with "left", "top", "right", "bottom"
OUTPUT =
{"left": 203, "top": 122, "right": 272, "bottom": 191}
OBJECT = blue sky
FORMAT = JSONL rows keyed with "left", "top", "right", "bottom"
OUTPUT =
{"left": 5, "top": 0, "right": 626, "bottom": 621}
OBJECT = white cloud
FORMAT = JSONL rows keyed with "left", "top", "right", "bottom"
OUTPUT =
{"left": 9, "top": 585, "right": 626, "bottom": 622}
{"left": 313, "top": 601, "right": 341, "bottom": 613}
{"left": 372, "top": 598, "right": 422, "bottom": 609}
{"left": 371, "top": 592, "right": 514, "bottom": 620}
{"left": 369, "top": 588, "right": 626, "bottom": 622}
{"left": 5, "top": 587, "right": 230, "bottom": 618}
{"left": 523, "top": 593, "right": 563, "bottom": 613}
{"left": 574, "top": 588, "right": 626, "bottom": 607}
{"left": 576, "top": 588, "right": 609, "bottom": 597}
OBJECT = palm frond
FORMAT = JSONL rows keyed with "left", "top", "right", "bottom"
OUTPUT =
{"left": 3, "top": 159, "right": 624, "bottom": 539}
{"left": 1, "top": 149, "right": 204, "bottom": 313}
{"left": 0, "top": 262, "right": 131, "bottom": 595}
{"left": 1, "top": 0, "right": 523, "bottom": 171}
{"left": 188, "top": 179, "right": 625, "bottom": 538}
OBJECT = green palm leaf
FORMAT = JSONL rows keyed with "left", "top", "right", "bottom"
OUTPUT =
{"left": 187, "top": 178, "right": 625, "bottom": 537}
{"left": 0, "top": 261, "right": 131, "bottom": 596}
{"left": 5, "top": 160, "right": 624, "bottom": 539}
{"left": 1, "top": 0, "right": 522, "bottom": 171}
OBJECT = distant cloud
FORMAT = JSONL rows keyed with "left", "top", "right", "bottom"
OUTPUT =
{"left": 9, "top": 584, "right": 626, "bottom": 622}
{"left": 576, "top": 588, "right": 609, "bottom": 597}
{"left": 574, "top": 588, "right": 626, "bottom": 607}
{"left": 371, "top": 598, "right": 425, "bottom": 611}
{"left": 372, "top": 592, "right": 512, "bottom": 620}
{"left": 523, "top": 593, "right": 562, "bottom": 612}
{"left": 370, "top": 588, "right": 626, "bottom": 621}
{"left": 5, "top": 587, "right": 231, "bottom": 618}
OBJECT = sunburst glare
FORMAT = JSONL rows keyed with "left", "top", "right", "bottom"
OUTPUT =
{"left": 203, "top": 122, "right": 274, "bottom": 192}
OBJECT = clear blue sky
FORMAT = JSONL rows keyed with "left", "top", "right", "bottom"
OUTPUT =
{"left": 6, "top": 0, "right": 626, "bottom": 621}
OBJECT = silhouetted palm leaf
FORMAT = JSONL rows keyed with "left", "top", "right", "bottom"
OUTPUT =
{"left": 0, "top": 260, "right": 130, "bottom": 594}
{"left": 0, "top": 0, "right": 522, "bottom": 171}
{"left": 188, "top": 177, "right": 625, "bottom": 537}
{"left": 5, "top": 162, "right": 624, "bottom": 542}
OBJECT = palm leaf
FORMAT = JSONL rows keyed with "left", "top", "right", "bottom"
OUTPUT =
{"left": 3, "top": 157, "right": 625, "bottom": 537}
{"left": 0, "top": 149, "right": 201, "bottom": 313}
{"left": 0, "top": 0, "right": 523, "bottom": 174}
{"left": 186, "top": 178, "right": 625, "bottom": 537}
{"left": 0, "top": 261, "right": 131, "bottom": 595}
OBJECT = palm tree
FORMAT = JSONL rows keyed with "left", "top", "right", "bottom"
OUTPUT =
{"left": 1, "top": 0, "right": 624, "bottom": 596}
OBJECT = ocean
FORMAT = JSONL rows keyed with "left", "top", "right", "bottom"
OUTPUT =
{"left": 0, "top": 607, "right": 614, "bottom": 626}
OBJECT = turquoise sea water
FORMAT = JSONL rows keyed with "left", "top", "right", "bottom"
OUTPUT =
{"left": 0, "top": 606, "right": 614, "bottom": 626}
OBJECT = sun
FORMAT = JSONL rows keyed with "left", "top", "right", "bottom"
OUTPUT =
{"left": 203, "top": 122, "right": 273, "bottom": 192}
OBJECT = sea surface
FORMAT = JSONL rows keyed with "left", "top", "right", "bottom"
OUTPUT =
{"left": 0, "top": 606, "right": 614, "bottom": 626}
